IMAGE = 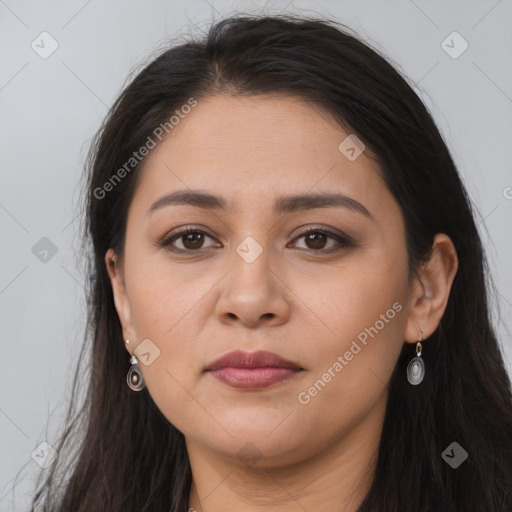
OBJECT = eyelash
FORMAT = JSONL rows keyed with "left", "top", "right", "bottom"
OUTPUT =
{"left": 157, "top": 226, "right": 353, "bottom": 254}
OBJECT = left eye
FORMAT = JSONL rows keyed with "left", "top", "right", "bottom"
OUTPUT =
{"left": 290, "top": 228, "right": 351, "bottom": 252}
{"left": 159, "top": 227, "right": 351, "bottom": 253}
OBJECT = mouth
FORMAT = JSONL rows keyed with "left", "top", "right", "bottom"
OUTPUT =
{"left": 205, "top": 350, "right": 304, "bottom": 390}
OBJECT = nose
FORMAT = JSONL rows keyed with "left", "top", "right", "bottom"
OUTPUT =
{"left": 214, "top": 247, "right": 292, "bottom": 329}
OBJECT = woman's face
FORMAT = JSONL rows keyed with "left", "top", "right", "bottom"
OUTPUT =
{"left": 108, "top": 94, "right": 422, "bottom": 467}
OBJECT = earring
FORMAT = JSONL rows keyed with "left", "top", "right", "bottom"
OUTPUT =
{"left": 127, "top": 354, "right": 146, "bottom": 391}
{"left": 407, "top": 330, "right": 425, "bottom": 385}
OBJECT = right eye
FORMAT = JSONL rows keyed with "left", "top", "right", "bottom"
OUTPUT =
{"left": 158, "top": 227, "right": 220, "bottom": 252}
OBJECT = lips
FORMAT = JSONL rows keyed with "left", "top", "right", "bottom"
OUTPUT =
{"left": 205, "top": 350, "right": 303, "bottom": 372}
{"left": 205, "top": 350, "right": 304, "bottom": 390}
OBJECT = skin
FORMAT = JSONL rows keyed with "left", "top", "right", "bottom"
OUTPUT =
{"left": 105, "top": 94, "right": 458, "bottom": 512}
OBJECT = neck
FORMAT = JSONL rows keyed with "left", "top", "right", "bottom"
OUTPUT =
{"left": 186, "top": 390, "right": 387, "bottom": 512}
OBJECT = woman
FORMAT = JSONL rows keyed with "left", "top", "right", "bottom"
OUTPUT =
{"left": 31, "top": 13, "right": 512, "bottom": 512}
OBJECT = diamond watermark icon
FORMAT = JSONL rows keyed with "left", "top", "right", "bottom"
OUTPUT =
{"left": 31, "top": 31, "right": 59, "bottom": 59}
{"left": 236, "top": 236, "right": 263, "bottom": 264}
{"left": 237, "top": 442, "right": 262, "bottom": 467}
{"left": 32, "top": 237, "right": 58, "bottom": 263}
{"left": 441, "top": 31, "right": 468, "bottom": 59}
{"left": 338, "top": 134, "right": 365, "bottom": 161}
{"left": 134, "top": 338, "right": 161, "bottom": 366}
{"left": 31, "top": 441, "right": 58, "bottom": 469}
{"left": 442, "top": 441, "right": 468, "bottom": 469}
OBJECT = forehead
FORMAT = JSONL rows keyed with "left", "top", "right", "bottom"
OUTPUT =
{"left": 129, "top": 94, "right": 393, "bottom": 220}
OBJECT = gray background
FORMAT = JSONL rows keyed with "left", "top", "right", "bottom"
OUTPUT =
{"left": 1, "top": 0, "right": 511, "bottom": 510}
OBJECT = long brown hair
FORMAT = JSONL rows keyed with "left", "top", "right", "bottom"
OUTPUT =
{"left": 30, "top": 13, "right": 512, "bottom": 512}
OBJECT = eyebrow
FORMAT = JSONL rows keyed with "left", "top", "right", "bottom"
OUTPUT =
{"left": 146, "top": 190, "right": 373, "bottom": 219}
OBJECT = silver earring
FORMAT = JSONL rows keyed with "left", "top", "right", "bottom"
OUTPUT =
{"left": 407, "top": 330, "right": 425, "bottom": 385}
{"left": 127, "top": 354, "right": 146, "bottom": 391}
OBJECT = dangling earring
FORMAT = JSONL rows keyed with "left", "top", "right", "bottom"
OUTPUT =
{"left": 407, "top": 329, "right": 425, "bottom": 385}
{"left": 127, "top": 353, "right": 146, "bottom": 391}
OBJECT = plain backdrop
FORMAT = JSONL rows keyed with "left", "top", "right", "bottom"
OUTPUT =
{"left": 1, "top": 1, "right": 511, "bottom": 510}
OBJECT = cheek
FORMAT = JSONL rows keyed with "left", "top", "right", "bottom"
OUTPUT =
{"left": 291, "top": 293, "right": 406, "bottom": 451}
{"left": 307, "top": 253, "right": 407, "bottom": 349}
{"left": 293, "top": 254, "right": 408, "bottom": 414}
{"left": 125, "top": 246, "right": 205, "bottom": 338}
{"left": 123, "top": 250, "right": 219, "bottom": 430}
{"left": 304, "top": 287, "right": 406, "bottom": 393}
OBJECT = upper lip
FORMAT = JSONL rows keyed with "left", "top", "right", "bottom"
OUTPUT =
{"left": 205, "top": 350, "right": 303, "bottom": 371}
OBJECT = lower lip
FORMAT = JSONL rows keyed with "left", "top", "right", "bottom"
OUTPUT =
{"left": 208, "top": 367, "right": 302, "bottom": 389}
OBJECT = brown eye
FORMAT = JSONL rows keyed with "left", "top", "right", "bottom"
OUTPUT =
{"left": 289, "top": 228, "right": 353, "bottom": 253}
{"left": 303, "top": 232, "right": 329, "bottom": 250}
{"left": 180, "top": 231, "right": 206, "bottom": 250}
{"left": 160, "top": 228, "right": 218, "bottom": 252}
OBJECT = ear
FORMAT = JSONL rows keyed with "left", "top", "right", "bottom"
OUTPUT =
{"left": 105, "top": 248, "right": 136, "bottom": 352}
{"left": 404, "top": 233, "right": 459, "bottom": 343}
